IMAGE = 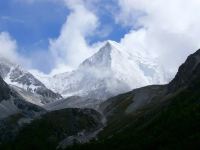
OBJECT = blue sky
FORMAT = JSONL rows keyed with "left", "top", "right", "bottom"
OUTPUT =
{"left": 0, "top": 1, "right": 68, "bottom": 51}
{"left": 0, "top": 0, "right": 199, "bottom": 76}
{"left": 0, "top": 0, "right": 128, "bottom": 55}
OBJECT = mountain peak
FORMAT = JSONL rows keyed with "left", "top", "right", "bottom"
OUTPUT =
{"left": 104, "top": 40, "right": 116, "bottom": 48}
{"left": 80, "top": 41, "right": 128, "bottom": 70}
{"left": 97, "top": 41, "right": 114, "bottom": 55}
{"left": 104, "top": 41, "right": 112, "bottom": 48}
{"left": 104, "top": 40, "right": 124, "bottom": 52}
{"left": 39, "top": 40, "right": 165, "bottom": 103}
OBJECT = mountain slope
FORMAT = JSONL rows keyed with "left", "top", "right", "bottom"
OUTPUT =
{"left": 40, "top": 41, "right": 165, "bottom": 108}
{"left": 44, "top": 96, "right": 100, "bottom": 111}
{"left": 0, "top": 76, "right": 11, "bottom": 101}
{"left": 68, "top": 88, "right": 200, "bottom": 150}
{"left": 65, "top": 49, "right": 200, "bottom": 150}
{"left": 168, "top": 49, "right": 200, "bottom": 91}
{"left": 0, "top": 47, "right": 200, "bottom": 150}
{"left": 0, "top": 77, "right": 103, "bottom": 150}
{"left": 0, "top": 76, "right": 45, "bottom": 119}
{"left": 0, "top": 57, "right": 62, "bottom": 105}
{"left": 0, "top": 108, "right": 103, "bottom": 150}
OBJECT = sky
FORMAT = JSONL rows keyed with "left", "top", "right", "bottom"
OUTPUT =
{"left": 0, "top": 0, "right": 200, "bottom": 77}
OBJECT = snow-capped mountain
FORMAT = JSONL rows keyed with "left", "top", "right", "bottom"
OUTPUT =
{"left": 39, "top": 41, "right": 166, "bottom": 105}
{"left": 0, "top": 57, "right": 62, "bottom": 105}
{"left": 0, "top": 76, "right": 45, "bottom": 119}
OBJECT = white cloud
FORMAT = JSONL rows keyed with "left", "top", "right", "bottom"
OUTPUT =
{"left": 0, "top": 0, "right": 105, "bottom": 75}
{"left": 0, "top": 32, "right": 19, "bottom": 62}
{"left": 29, "top": 63, "right": 72, "bottom": 77}
{"left": 117, "top": 0, "right": 200, "bottom": 76}
{"left": 49, "top": 0, "right": 100, "bottom": 73}
{"left": 5, "top": 0, "right": 200, "bottom": 79}
{"left": 0, "top": 32, "right": 31, "bottom": 67}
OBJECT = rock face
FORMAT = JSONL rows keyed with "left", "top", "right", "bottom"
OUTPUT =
{"left": 0, "top": 77, "right": 11, "bottom": 101}
{"left": 0, "top": 76, "right": 45, "bottom": 119}
{"left": 168, "top": 49, "right": 200, "bottom": 91}
{"left": 0, "top": 57, "right": 62, "bottom": 105}
{"left": 44, "top": 96, "right": 100, "bottom": 111}
{"left": 99, "top": 85, "right": 167, "bottom": 121}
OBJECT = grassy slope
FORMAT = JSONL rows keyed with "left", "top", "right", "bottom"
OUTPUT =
{"left": 67, "top": 86, "right": 200, "bottom": 150}
{"left": 0, "top": 108, "right": 102, "bottom": 150}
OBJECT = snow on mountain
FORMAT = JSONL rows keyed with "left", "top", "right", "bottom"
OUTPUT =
{"left": 0, "top": 57, "right": 62, "bottom": 105}
{"left": 38, "top": 41, "right": 166, "bottom": 107}
{"left": 0, "top": 76, "right": 45, "bottom": 119}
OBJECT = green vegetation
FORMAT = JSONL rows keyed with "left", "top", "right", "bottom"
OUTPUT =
{"left": 67, "top": 88, "right": 200, "bottom": 150}
{"left": 0, "top": 108, "right": 102, "bottom": 150}
{"left": 1, "top": 85, "right": 200, "bottom": 150}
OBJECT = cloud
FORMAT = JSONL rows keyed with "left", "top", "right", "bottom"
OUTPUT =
{"left": 5, "top": 0, "right": 200, "bottom": 80}
{"left": 12, "top": 0, "right": 102, "bottom": 74}
{"left": 0, "top": 0, "right": 109, "bottom": 77}
{"left": 117, "top": 0, "right": 200, "bottom": 76}
{"left": 0, "top": 32, "right": 19, "bottom": 62}
{"left": 49, "top": 0, "right": 100, "bottom": 74}
{"left": 0, "top": 32, "right": 31, "bottom": 67}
